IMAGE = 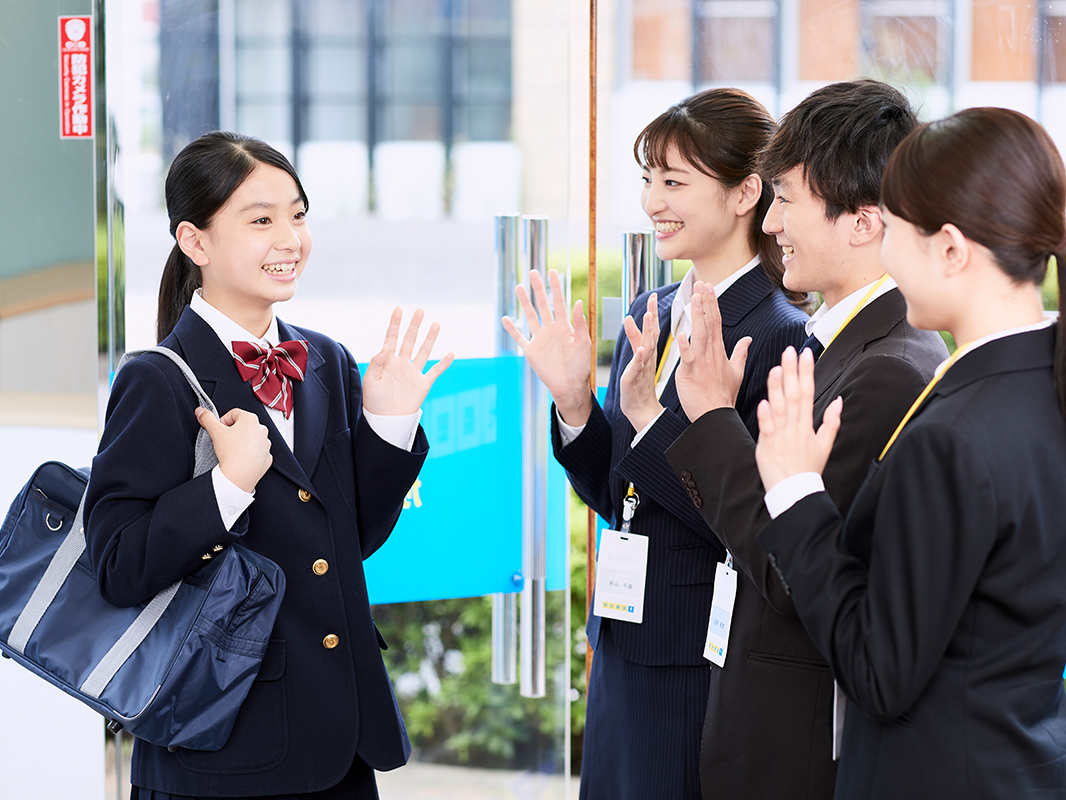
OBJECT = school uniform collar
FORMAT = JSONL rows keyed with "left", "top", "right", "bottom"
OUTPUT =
{"left": 169, "top": 305, "right": 325, "bottom": 494}
{"left": 190, "top": 290, "right": 282, "bottom": 355}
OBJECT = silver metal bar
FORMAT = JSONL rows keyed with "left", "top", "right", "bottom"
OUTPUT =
{"left": 491, "top": 214, "right": 521, "bottom": 685}
{"left": 645, "top": 231, "right": 673, "bottom": 289}
{"left": 520, "top": 215, "right": 548, "bottom": 699}
{"left": 621, "top": 230, "right": 647, "bottom": 310}
{"left": 621, "top": 231, "right": 673, "bottom": 313}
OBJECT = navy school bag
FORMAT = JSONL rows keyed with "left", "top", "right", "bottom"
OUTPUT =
{"left": 0, "top": 347, "right": 285, "bottom": 751}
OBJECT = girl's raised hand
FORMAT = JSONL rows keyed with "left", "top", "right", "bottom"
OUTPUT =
{"left": 363, "top": 308, "right": 454, "bottom": 416}
{"left": 619, "top": 293, "right": 664, "bottom": 431}
{"left": 754, "top": 346, "right": 841, "bottom": 492}
{"left": 501, "top": 268, "right": 593, "bottom": 427}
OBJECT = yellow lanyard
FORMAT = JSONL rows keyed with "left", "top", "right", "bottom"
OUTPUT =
{"left": 654, "top": 332, "right": 675, "bottom": 386}
{"left": 821, "top": 274, "right": 891, "bottom": 354}
{"left": 878, "top": 341, "right": 975, "bottom": 460}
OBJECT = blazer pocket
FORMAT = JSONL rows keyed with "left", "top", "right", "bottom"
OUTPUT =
{"left": 178, "top": 639, "right": 288, "bottom": 774}
{"left": 668, "top": 542, "right": 718, "bottom": 586}
{"left": 747, "top": 650, "right": 830, "bottom": 673}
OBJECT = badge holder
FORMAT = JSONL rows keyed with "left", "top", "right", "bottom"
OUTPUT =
{"left": 703, "top": 551, "right": 737, "bottom": 667}
{"left": 593, "top": 486, "right": 649, "bottom": 624}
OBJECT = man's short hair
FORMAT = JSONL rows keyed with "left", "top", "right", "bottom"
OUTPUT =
{"left": 760, "top": 80, "right": 919, "bottom": 220}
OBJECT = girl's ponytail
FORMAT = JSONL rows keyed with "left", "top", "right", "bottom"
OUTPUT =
{"left": 156, "top": 243, "right": 201, "bottom": 342}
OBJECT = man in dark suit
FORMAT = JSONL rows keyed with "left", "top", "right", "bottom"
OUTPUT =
{"left": 663, "top": 80, "right": 948, "bottom": 799}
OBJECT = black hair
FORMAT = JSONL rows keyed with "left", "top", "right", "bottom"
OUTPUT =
{"left": 760, "top": 80, "right": 918, "bottom": 220}
{"left": 634, "top": 88, "right": 807, "bottom": 306}
{"left": 157, "top": 131, "right": 308, "bottom": 342}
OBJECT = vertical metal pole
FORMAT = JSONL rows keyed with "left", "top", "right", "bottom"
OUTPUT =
{"left": 644, "top": 230, "right": 672, "bottom": 290}
{"left": 366, "top": 0, "right": 379, "bottom": 212}
{"left": 491, "top": 214, "right": 520, "bottom": 685}
{"left": 621, "top": 230, "right": 672, "bottom": 313}
{"left": 520, "top": 215, "right": 548, "bottom": 699}
{"left": 621, "top": 231, "right": 647, "bottom": 309}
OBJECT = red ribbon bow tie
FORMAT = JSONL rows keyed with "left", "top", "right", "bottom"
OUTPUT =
{"left": 232, "top": 340, "right": 309, "bottom": 418}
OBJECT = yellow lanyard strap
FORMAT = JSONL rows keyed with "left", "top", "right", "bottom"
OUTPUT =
{"left": 878, "top": 341, "right": 974, "bottom": 460}
{"left": 822, "top": 274, "right": 890, "bottom": 354}
{"left": 654, "top": 332, "right": 675, "bottom": 386}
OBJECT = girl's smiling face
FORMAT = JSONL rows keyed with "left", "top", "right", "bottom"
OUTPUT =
{"left": 179, "top": 163, "right": 312, "bottom": 336}
{"left": 640, "top": 143, "right": 743, "bottom": 268}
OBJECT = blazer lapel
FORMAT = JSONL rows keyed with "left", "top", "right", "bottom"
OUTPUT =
{"left": 171, "top": 308, "right": 314, "bottom": 491}
{"left": 279, "top": 318, "right": 328, "bottom": 482}
{"left": 812, "top": 288, "right": 908, "bottom": 406}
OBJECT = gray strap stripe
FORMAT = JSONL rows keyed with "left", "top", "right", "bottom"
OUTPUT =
{"left": 7, "top": 503, "right": 88, "bottom": 655}
{"left": 80, "top": 580, "right": 181, "bottom": 698}
{"left": 8, "top": 346, "right": 217, "bottom": 697}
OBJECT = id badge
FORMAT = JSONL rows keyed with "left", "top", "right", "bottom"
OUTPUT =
{"left": 593, "top": 529, "right": 649, "bottom": 623}
{"left": 703, "top": 559, "right": 737, "bottom": 667}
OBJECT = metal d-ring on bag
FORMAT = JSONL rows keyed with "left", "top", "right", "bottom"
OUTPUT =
{"left": 0, "top": 347, "right": 286, "bottom": 751}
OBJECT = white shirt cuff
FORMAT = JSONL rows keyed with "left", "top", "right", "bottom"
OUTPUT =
{"left": 212, "top": 464, "right": 255, "bottom": 531}
{"left": 764, "top": 472, "right": 825, "bottom": 519}
{"left": 556, "top": 409, "right": 585, "bottom": 447}
{"left": 363, "top": 408, "right": 422, "bottom": 452}
{"left": 629, "top": 407, "right": 667, "bottom": 449}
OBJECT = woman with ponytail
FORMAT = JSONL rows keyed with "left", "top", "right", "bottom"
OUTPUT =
{"left": 751, "top": 107, "right": 1066, "bottom": 798}
{"left": 84, "top": 131, "right": 452, "bottom": 799}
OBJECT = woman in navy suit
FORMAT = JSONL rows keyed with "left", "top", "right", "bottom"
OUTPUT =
{"left": 753, "top": 108, "right": 1066, "bottom": 798}
{"left": 502, "top": 89, "right": 809, "bottom": 799}
{"left": 84, "top": 132, "right": 452, "bottom": 799}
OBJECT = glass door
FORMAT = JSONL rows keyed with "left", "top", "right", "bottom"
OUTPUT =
{"left": 102, "top": 0, "right": 582, "bottom": 796}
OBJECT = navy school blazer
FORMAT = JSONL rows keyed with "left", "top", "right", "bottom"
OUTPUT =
{"left": 84, "top": 307, "right": 428, "bottom": 796}
{"left": 555, "top": 266, "right": 809, "bottom": 666}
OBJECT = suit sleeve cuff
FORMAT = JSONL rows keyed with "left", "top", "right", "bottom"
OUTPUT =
{"left": 628, "top": 407, "right": 667, "bottom": 449}
{"left": 362, "top": 408, "right": 423, "bottom": 451}
{"left": 764, "top": 472, "right": 825, "bottom": 519}
{"left": 556, "top": 408, "right": 585, "bottom": 447}
{"left": 211, "top": 465, "right": 255, "bottom": 531}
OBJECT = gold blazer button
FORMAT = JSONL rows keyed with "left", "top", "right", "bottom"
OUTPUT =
{"left": 322, "top": 634, "right": 340, "bottom": 649}
{"left": 312, "top": 559, "right": 329, "bottom": 576}
{"left": 298, "top": 488, "right": 312, "bottom": 502}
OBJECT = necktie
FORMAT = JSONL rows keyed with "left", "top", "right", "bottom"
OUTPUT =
{"left": 801, "top": 333, "right": 825, "bottom": 361}
{"left": 232, "top": 340, "right": 309, "bottom": 418}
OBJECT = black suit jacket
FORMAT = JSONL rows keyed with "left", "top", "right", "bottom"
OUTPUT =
{"left": 758, "top": 326, "right": 1066, "bottom": 800}
{"left": 84, "top": 307, "right": 427, "bottom": 796}
{"left": 557, "top": 266, "right": 808, "bottom": 666}
{"left": 665, "top": 289, "right": 947, "bottom": 798}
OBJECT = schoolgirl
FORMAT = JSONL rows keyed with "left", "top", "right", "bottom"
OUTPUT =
{"left": 84, "top": 131, "right": 451, "bottom": 799}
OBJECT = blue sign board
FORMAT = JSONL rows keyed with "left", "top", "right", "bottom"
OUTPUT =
{"left": 364, "top": 356, "right": 568, "bottom": 604}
